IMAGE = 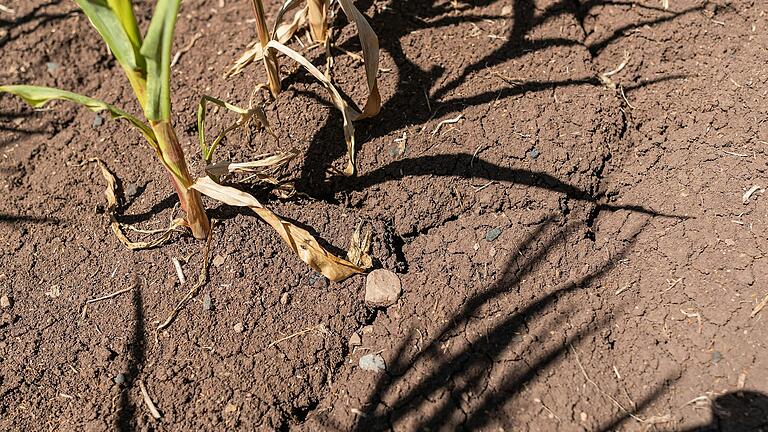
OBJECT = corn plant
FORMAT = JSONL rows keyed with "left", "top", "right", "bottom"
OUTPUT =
{"left": 0, "top": 0, "right": 210, "bottom": 240}
{"left": 228, "top": 0, "right": 381, "bottom": 176}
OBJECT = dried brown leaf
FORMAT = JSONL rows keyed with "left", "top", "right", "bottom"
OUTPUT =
{"left": 225, "top": 6, "right": 308, "bottom": 78}
{"left": 92, "top": 158, "right": 179, "bottom": 250}
{"left": 191, "top": 177, "right": 364, "bottom": 281}
{"left": 205, "top": 150, "right": 298, "bottom": 177}
{"left": 347, "top": 221, "right": 372, "bottom": 269}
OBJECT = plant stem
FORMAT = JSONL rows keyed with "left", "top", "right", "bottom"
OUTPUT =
{"left": 250, "top": 0, "right": 281, "bottom": 97}
{"left": 307, "top": 0, "right": 329, "bottom": 42}
{"left": 151, "top": 120, "right": 210, "bottom": 239}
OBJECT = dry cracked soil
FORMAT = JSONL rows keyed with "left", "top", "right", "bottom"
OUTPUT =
{"left": 1, "top": 0, "right": 767, "bottom": 431}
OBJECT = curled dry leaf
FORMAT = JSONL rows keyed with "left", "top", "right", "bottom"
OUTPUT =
{"left": 191, "top": 176, "right": 364, "bottom": 282}
{"left": 198, "top": 95, "right": 273, "bottom": 164}
{"left": 347, "top": 221, "right": 372, "bottom": 269}
{"left": 205, "top": 150, "right": 298, "bottom": 177}
{"left": 225, "top": 6, "right": 308, "bottom": 78}
{"left": 231, "top": 0, "right": 380, "bottom": 176}
{"left": 92, "top": 158, "right": 180, "bottom": 250}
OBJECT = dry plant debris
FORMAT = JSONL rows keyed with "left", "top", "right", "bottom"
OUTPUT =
{"left": 192, "top": 177, "right": 363, "bottom": 282}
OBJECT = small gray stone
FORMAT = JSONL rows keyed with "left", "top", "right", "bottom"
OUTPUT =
{"left": 485, "top": 227, "right": 502, "bottom": 242}
{"left": 711, "top": 351, "right": 723, "bottom": 365}
{"left": 92, "top": 114, "right": 104, "bottom": 128}
{"left": 365, "top": 269, "right": 402, "bottom": 307}
{"left": 124, "top": 183, "right": 139, "bottom": 200}
{"left": 46, "top": 62, "right": 60, "bottom": 73}
{"left": 359, "top": 354, "right": 386, "bottom": 372}
{"left": 202, "top": 293, "right": 212, "bottom": 311}
{"left": 0, "top": 294, "right": 11, "bottom": 309}
{"left": 527, "top": 148, "right": 540, "bottom": 159}
{"left": 233, "top": 322, "right": 244, "bottom": 333}
{"left": 113, "top": 373, "right": 126, "bottom": 385}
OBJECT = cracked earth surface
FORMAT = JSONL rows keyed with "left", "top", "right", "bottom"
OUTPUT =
{"left": 1, "top": 0, "right": 767, "bottom": 430}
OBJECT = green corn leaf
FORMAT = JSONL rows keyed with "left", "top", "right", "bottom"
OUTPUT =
{"left": 140, "top": 0, "right": 180, "bottom": 122}
{"left": 0, "top": 85, "right": 157, "bottom": 146}
{"left": 75, "top": 0, "right": 145, "bottom": 74}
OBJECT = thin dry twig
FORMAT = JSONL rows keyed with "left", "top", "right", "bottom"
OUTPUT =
{"left": 157, "top": 223, "right": 215, "bottom": 330}
{"left": 267, "top": 324, "right": 325, "bottom": 349}
{"left": 138, "top": 381, "right": 162, "bottom": 420}
{"left": 172, "top": 258, "right": 186, "bottom": 285}
{"left": 0, "top": 4, "right": 15, "bottom": 14}
{"left": 742, "top": 185, "right": 764, "bottom": 204}
{"left": 570, "top": 344, "right": 645, "bottom": 423}
{"left": 751, "top": 293, "right": 768, "bottom": 318}
{"left": 80, "top": 286, "right": 134, "bottom": 320}
{"left": 432, "top": 114, "right": 464, "bottom": 136}
{"left": 171, "top": 32, "right": 203, "bottom": 67}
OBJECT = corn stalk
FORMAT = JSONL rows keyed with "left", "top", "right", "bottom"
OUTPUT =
{"left": 251, "top": 0, "right": 282, "bottom": 97}
{"left": 307, "top": 0, "right": 329, "bottom": 42}
{"left": 1, "top": 0, "right": 210, "bottom": 239}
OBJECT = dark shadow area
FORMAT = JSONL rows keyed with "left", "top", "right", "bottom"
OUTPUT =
{"left": 293, "top": 0, "right": 703, "bottom": 196}
{"left": 335, "top": 153, "right": 689, "bottom": 219}
{"left": 681, "top": 391, "right": 768, "bottom": 432}
{"left": 0, "top": 213, "right": 59, "bottom": 225}
{"left": 0, "top": 109, "right": 47, "bottom": 149}
{"left": 0, "top": 0, "right": 78, "bottom": 49}
{"left": 306, "top": 212, "right": 670, "bottom": 431}
{"left": 119, "top": 193, "right": 176, "bottom": 225}
{"left": 115, "top": 280, "right": 146, "bottom": 432}
{"left": 310, "top": 213, "right": 677, "bottom": 430}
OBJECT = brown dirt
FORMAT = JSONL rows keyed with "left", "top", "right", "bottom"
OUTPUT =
{"left": 1, "top": 0, "right": 767, "bottom": 431}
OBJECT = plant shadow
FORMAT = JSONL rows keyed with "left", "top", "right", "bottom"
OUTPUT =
{"left": 311, "top": 214, "right": 678, "bottom": 430}
{"left": 0, "top": 0, "right": 78, "bottom": 49}
{"left": 115, "top": 279, "right": 147, "bottom": 432}
{"left": 290, "top": 0, "right": 701, "bottom": 194}
{"left": 682, "top": 391, "right": 768, "bottom": 432}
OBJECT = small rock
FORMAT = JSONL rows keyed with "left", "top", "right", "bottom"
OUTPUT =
{"left": 359, "top": 354, "right": 386, "bottom": 372}
{"left": 202, "top": 293, "right": 212, "bottom": 311}
{"left": 280, "top": 292, "right": 290, "bottom": 305}
{"left": 580, "top": 412, "right": 588, "bottom": 422}
{"left": 46, "top": 62, "right": 60, "bottom": 73}
{"left": 45, "top": 285, "right": 61, "bottom": 298}
{"left": 501, "top": 5, "right": 513, "bottom": 15}
{"left": 113, "top": 373, "right": 126, "bottom": 385}
{"left": 92, "top": 115, "right": 104, "bottom": 128}
{"left": 224, "top": 403, "right": 237, "bottom": 414}
{"left": 0, "top": 294, "right": 11, "bottom": 309}
{"left": 527, "top": 148, "right": 540, "bottom": 159}
{"left": 348, "top": 333, "right": 362, "bottom": 347}
{"left": 485, "top": 227, "right": 502, "bottom": 242}
{"left": 212, "top": 254, "right": 226, "bottom": 267}
{"left": 365, "top": 269, "right": 402, "bottom": 307}
{"left": 124, "top": 183, "right": 139, "bottom": 199}
{"left": 233, "top": 322, "right": 244, "bottom": 333}
{"left": 361, "top": 325, "right": 374, "bottom": 335}
{"left": 711, "top": 351, "right": 723, "bottom": 365}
